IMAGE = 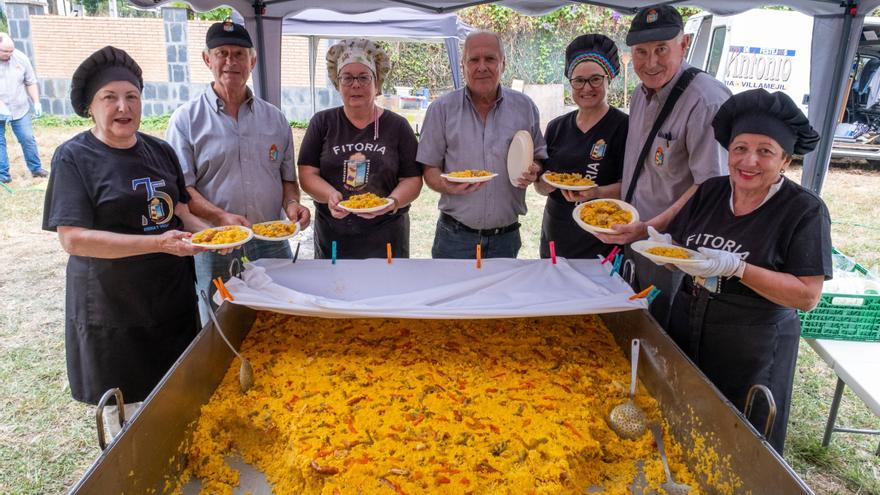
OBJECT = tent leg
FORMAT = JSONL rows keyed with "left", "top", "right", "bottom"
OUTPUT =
{"left": 806, "top": 2, "right": 856, "bottom": 194}
{"left": 253, "top": 0, "right": 269, "bottom": 99}
{"left": 309, "top": 35, "right": 317, "bottom": 117}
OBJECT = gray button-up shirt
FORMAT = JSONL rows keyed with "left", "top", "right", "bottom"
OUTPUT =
{"left": 417, "top": 86, "right": 548, "bottom": 230}
{"left": 620, "top": 62, "right": 731, "bottom": 221}
{"left": 165, "top": 86, "right": 297, "bottom": 224}
{"left": 0, "top": 50, "right": 36, "bottom": 120}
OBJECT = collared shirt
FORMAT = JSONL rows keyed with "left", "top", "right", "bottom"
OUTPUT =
{"left": 620, "top": 62, "right": 731, "bottom": 221}
{"left": 0, "top": 50, "right": 36, "bottom": 120}
{"left": 165, "top": 85, "right": 297, "bottom": 224}
{"left": 417, "top": 86, "right": 548, "bottom": 230}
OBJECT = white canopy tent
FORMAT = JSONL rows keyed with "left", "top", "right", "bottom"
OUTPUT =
{"left": 277, "top": 8, "right": 472, "bottom": 116}
{"left": 132, "top": 0, "right": 880, "bottom": 195}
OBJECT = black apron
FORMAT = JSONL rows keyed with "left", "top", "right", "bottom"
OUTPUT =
{"left": 539, "top": 198, "right": 616, "bottom": 259}
{"left": 314, "top": 207, "right": 410, "bottom": 260}
{"left": 668, "top": 278, "right": 801, "bottom": 453}
{"left": 66, "top": 253, "right": 199, "bottom": 404}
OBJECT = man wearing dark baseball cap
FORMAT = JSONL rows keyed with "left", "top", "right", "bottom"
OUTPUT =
{"left": 165, "top": 18, "right": 311, "bottom": 323}
{"left": 594, "top": 5, "right": 730, "bottom": 330}
{"left": 205, "top": 18, "right": 253, "bottom": 49}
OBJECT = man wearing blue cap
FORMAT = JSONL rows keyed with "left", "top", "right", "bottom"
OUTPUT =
{"left": 595, "top": 6, "right": 731, "bottom": 328}
{"left": 166, "top": 19, "right": 311, "bottom": 323}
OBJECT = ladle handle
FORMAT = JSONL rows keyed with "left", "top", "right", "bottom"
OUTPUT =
{"left": 650, "top": 423, "right": 674, "bottom": 482}
{"left": 199, "top": 289, "right": 244, "bottom": 361}
{"left": 629, "top": 339, "right": 640, "bottom": 399}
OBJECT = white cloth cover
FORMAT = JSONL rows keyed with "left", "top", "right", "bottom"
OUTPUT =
{"left": 218, "top": 258, "right": 647, "bottom": 319}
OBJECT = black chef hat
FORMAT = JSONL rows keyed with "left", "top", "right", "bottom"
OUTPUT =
{"left": 70, "top": 46, "right": 143, "bottom": 118}
{"left": 565, "top": 34, "right": 620, "bottom": 79}
{"left": 712, "top": 89, "right": 820, "bottom": 155}
{"left": 626, "top": 5, "right": 683, "bottom": 46}
{"left": 206, "top": 18, "right": 253, "bottom": 49}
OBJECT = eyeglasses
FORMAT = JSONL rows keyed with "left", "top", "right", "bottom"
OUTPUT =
{"left": 569, "top": 75, "right": 608, "bottom": 90}
{"left": 339, "top": 74, "right": 374, "bottom": 87}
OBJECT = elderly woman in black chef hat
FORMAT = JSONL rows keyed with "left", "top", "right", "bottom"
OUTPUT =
{"left": 649, "top": 88, "right": 832, "bottom": 453}
{"left": 42, "top": 47, "right": 214, "bottom": 428}
{"left": 534, "top": 34, "right": 628, "bottom": 259}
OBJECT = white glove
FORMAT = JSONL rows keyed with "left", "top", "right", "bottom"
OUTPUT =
{"left": 33, "top": 101, "right": 42, "bottom": 118}
{"left": 675, "top": 247, "right": 745, "bottom": 278}
{"left": 647, "top": 226, "right": 672, "bottom": 244}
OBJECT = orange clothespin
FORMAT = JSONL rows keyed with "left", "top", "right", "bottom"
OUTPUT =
{"left": 213, "top": 277, "right": 234, "bottom": 301}
{"left": 387, "top": 243, "right": 392, "bottom": 264}
{"left": 628, "top": 284, "right": 655, "bottom": 301}
{"left": 476, "top": 244, "right": 482, "bottom": 269}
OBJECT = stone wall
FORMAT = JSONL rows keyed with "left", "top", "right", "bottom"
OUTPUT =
{"left": 9, "top": 1, "right": 336, "bottom": 120}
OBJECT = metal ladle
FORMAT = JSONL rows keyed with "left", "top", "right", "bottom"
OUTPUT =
{"left": 199, "top": 290, "right": 254, "bottom": 393}
{"left": 609, "top": 339, "right": 647, "bottom": 439}
{"left": 650, "top": 423, "right": 692, "bottom": 495}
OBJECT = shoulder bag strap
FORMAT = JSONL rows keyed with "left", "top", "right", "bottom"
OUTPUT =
{"left": 624, "top": 67, "right": 702, "bottom": 203}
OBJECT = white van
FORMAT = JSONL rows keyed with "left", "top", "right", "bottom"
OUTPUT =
{"left": 686, "top": 9, "right": 880, "bottom": 163}
{"left": 684, "top": 9, "right": 813, "bottom": 113}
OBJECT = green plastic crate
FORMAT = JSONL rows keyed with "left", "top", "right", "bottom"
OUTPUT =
{"left": 798, "top": 249, "right": 880, "bottom": 342}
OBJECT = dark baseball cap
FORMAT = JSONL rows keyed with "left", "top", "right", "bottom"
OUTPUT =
{"left": 206, "top": 19, "right": 253, "bottom": 49}
{"left": 625, "top": 5, "right": 684, "bottom": 46}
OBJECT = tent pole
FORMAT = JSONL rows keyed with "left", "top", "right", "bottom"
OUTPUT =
{"left": 807, "top": 1, "right": 857, "bottom": 194}
{"left": 309, "top": 35, "right": 317, "bottom": 117}
{"left": 253, "top": 0, "right": 269, "bottom": 99}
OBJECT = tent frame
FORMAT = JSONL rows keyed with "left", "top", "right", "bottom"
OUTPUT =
{"left": 153, "top": 0, "right": 879, "bottom": 195}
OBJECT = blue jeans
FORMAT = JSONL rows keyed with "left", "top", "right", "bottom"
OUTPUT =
{"left": 431, "top": 215, "right": 522, "bottom": 259}
{"left": 0, "top": 112, "right": 42, "bottom": 180}
{"left": 194, "top": 238, "right": 292, "bottom": 325}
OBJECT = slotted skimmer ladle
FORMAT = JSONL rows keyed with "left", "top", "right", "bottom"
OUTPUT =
{"left": 650, "top": 423, "right": 692, "bottom": 494}
{"left": 199, "top": 290, "right": 254, "bottom": 392}
{"left": 609, "top": 339, "right": 647, "bottom": 439}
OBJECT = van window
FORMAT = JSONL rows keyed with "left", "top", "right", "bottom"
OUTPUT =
{"left": 707, "top": 27, "right": 727, "bottom": 76}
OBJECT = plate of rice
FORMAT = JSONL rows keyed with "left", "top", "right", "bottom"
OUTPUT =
{"left": 572, "top": 199, "right": 639, "bottom": 234}
{"left": 252, "top": 220, "right": 300, "bottom": 241}
{"left": 188, "top": 225, "right": 253, "bottom": 249}
{"left": 632, "top": 240, "right": 705, "bottom": 265}
{"left": 441, "top": 169, "right": 498, "bottom": 183}
{"left": 338, "top": 193, "right": 394, "bottom": 213}
{"left": 542, "top": 172, "right": 597, "bottom": 191}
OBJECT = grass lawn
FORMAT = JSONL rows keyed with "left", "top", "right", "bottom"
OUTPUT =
{"left": 0, "top": 126, "right": 878, "bottom": 494}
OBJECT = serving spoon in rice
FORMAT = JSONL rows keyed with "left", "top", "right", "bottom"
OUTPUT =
{"left": 199, "top": 290, "right": 254, "bottom": 393}
{"left": 650, "top": 423, "right": 692, "bottom": 494}
{"left": 608, "top": 339, "right": 647, "bottom": 439}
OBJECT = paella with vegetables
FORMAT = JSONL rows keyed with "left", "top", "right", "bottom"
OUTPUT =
{"left": 172, "top": 314, "right": 711, "bottom": 495}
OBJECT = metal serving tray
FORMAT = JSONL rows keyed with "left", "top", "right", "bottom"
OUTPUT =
{"left": 68, "top": 304, "right": 813, "bottom": 494}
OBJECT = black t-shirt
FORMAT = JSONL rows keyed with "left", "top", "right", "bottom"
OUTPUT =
{"left": 667, "top": 176, "right": 833, "bottom": 298}
{"left": 298, "top": 107, "right": 421, "bottom": 221}
{"left": 542, "top": 107, "right": 627, "bottom": 205}
{"left": 43, "top": 130, "right": 189, "bottom": 235}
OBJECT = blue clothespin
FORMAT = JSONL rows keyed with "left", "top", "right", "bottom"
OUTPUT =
{"left": 332, "top": 241, "right": 337, "bottom": 265}
{"left": 646, "top": 286, "right": 662, "bottom": 304}
{"left": 610, "top": 253, "right": 623, "bottom": 276}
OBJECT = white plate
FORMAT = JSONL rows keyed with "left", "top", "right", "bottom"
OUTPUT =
{"left": 571, "top": 199, "right": 640, "bottom": 235}
{"left": 251, "top": 220, "right": 300, "bottom": 242}
{"left": 541, "top": 174, "right": 597, "bottom": 191}
{"left": 631, "top": 240, "right": 705, "bottom": 265}
{"left": 338, "top": 197, "right": 394, "bottom": 214}
{"left": 506, "top": 130, "right": 533, "bottom": 187}
{"left": 441, "top": 172, "right": 498, "bottom": 183}
{"left": 188, "top": 226, "right": 253, "bottom": 250}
